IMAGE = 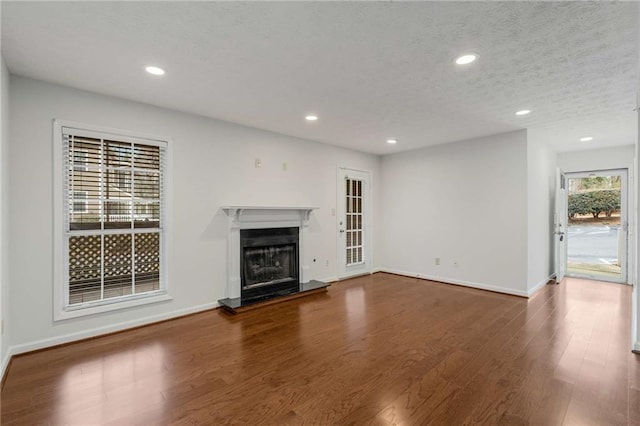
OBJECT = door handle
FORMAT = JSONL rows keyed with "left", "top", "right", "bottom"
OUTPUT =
{"left": 339, "top": 229, "right": 345, "bottom": 233}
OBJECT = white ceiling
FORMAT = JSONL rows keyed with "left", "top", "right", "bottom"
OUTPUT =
{"left": 1, "top": 1, "right": 638, "bottom": 155}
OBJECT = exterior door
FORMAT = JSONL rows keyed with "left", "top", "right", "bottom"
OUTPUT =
{"left": 337, "top": 168, "right": 371, "bottom": 279}
{"left": 554, "top": 168, "right": 568, "bottom": 283}
{"left": 565, "top": 169, "right": 628, "bottom": 284}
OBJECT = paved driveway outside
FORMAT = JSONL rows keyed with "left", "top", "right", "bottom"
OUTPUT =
{"left": 567, "top": 224, "right": 621, "bottom": 265}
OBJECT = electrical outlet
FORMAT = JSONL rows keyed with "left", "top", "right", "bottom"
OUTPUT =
{"left": 254, "top": 158, "right": 262, "bottom": 168}
{"left": 325, "top": 259, "right": 329, "bottom": 266}
{"left": 435, "top": 257, "right": 440, "bottom": 266}
{"left": 453, "top": 261, "right": 459, "bottom": 268}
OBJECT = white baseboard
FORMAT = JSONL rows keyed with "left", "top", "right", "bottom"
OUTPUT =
{"left": 1, "top": 346, "right": 12, "bottom": 380}
{"left": 527, "top": 274, "right": 555, "bottom": 297}
{"left": 320, "top": 267, "right": 388, "bottom": 283}
{"left": 633, "top": 341, "right": 640, "bottom": 353}
{"left": 9, "top": 302, "right": 219, "bottom": 357}
{"left": 378, "top": 268, "right": 529, "bottom": 297}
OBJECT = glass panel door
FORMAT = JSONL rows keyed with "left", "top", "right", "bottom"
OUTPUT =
{"left": 338, "top": 168, "right": 370, "bottom": 279}
{"left": 345, "top": 178, "right": 363, "bottom": 265}
{"left": 566, "top": 169, "right": 628, "bottom": 283}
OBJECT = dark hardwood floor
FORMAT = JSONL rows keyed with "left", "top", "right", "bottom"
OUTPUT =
{"left": 2, "top": 273, "right": 638, "bottom": 425}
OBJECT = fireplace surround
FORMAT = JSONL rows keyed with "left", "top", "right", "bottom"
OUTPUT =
{"left": 219, "top": 206, "right": 329, "bottom": 312}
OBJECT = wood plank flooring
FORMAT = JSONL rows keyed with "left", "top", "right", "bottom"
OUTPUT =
{"left": 1, "top": 273, "right": 638, "bottom": 425}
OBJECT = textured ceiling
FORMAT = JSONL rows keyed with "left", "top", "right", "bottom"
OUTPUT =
{"left": 1, "top": 1, "right": 638, "bottom": 154}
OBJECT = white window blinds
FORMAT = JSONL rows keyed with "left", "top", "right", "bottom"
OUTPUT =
{"left": 62, "top": 127, "right": 167, "bottom": 307}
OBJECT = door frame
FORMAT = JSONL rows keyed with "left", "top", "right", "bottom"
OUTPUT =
{"left": 555, "top": 168, "right": 568, "bottom": 284}
{"left": 564, "top": 168, "right": 629, "bottom": 284}
{"left": 336, "top": 166, "right": 373, "bottom": 279}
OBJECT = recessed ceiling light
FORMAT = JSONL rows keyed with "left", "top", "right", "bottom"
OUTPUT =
{"left": 580, "top": 136, "right": 593, "bottom": 142}
{"left": 455, "top": 54, "right": 478, "bottom": 65}
{"left": 145, "top": 66, "right": 165, "bottom": 76}
{"left": 387, "top": 139, "right": 398, "bottom": 144}
{"left": 515, "top": 110, "right": 531, "bottom": 116}
{"left": 305, "top": 115, "right": 318, "bottom": 121}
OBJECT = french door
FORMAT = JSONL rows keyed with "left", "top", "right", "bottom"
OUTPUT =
{"left": 337, "top": 168, "right": 371, "bottom": 279}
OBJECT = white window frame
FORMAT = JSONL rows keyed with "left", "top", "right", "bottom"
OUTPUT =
{"left": 53, "top": 119, "right": 173, "bottom": 321}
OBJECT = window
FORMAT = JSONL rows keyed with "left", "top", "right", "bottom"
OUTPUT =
{"left": 54, "top": 121, "right": 171, "bottom": 320}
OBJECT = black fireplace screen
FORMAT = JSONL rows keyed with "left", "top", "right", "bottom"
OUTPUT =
{"left": 243, "top": 244, "right": 296, "bottom": 289}
{"left": 240, "top": 227, "right": 299, "bottom": 301}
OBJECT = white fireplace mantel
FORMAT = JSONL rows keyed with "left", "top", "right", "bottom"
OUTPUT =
{"left": 221, "top": 206, "right": 319, "bottom": 299}
{"left": 221, "top": 206, "right": 318, "bottom": 227}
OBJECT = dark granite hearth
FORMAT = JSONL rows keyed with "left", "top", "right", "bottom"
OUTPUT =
{"left": 218, "top": 280, "right": 330, "bottom": 314}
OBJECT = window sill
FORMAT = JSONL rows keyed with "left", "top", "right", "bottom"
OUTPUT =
{"left": 54, "top": 292, "right": 173, "bottom": 321}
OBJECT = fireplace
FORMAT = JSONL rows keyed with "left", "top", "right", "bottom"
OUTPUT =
{"left": 219, "top": 206, "right": 329, "bottom": 313}
{"left": 240, "top": 227, "right": 299, "bottom": 302}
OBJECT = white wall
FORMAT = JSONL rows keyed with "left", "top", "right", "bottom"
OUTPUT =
{"left": 0, "top": 56, "right": 10, "bottom": 373}
{"left": 636, "top": 110, "right": 640, "bottom": 351}
{"left": 635, "top": 2, "right": 640, "bottom": 353}
{"left": 557, "top": 145, "right": 635, "bottom": 173}
{"left": 8, "top": 76, "right": 380, "bottom": 353}
{"left": 527, "top": 140, "right": 556, "bottom": 294}
{"left": 379, "top": 130, "right": 529, "bottom": 296}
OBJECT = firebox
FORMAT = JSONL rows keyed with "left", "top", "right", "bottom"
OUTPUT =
{"left": 240, "top": 227, "right": 299, "bottom": 302}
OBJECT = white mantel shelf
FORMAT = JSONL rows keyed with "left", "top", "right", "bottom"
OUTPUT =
{"left": 221, "top": 206, "right": 319, "bottom": 210}
{"left": 222, "top": 206, "right": 319, "bottom": 222}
